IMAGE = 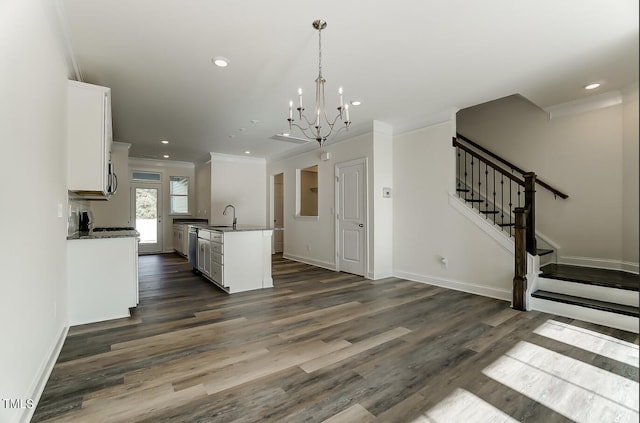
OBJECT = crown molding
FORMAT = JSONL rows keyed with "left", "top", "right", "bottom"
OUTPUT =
{"left": 128, "top": 157, "right": 195, "bottom": 169}
{"left": 209, "top": 152, "right": 266, "bottom": 164}
{"left": 544, "top": 91, "right": 623, "bottom": 119}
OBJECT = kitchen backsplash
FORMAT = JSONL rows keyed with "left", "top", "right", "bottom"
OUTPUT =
{"left": 68, "top": 198, "right": 90, "bottom": 236}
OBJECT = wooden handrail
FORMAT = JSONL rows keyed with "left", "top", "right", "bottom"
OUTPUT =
{"left": 456, "top": 133, "right": 569, "bottom": 199}
{"left": 453, "top": 139, "right": 525, "bottom": 186}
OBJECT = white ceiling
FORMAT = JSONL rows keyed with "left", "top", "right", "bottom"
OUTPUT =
{"left": 59, "top": 0, "right": 639, "bottom": 163}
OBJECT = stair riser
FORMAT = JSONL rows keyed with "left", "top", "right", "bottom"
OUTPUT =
{"left": 538, "top": 277, "right": 639, "bottom": 307}
{"left": 530, "top": 297, "right": 639, "bottom": 334}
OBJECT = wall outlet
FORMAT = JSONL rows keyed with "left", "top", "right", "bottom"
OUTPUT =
{"left": 440, "top": 257, "right": 448, "bottom": 269}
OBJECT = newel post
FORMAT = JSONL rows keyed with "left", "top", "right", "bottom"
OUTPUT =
{"left": 513, "top": 207, "right": 527, "bottom": 311}
{"left": 523, "top": 172, "right": 537, "bottom": 254}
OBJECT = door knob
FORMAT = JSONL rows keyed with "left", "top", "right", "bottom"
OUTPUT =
{"left": 358, "top": 223, "right": 364, "bottom": 228}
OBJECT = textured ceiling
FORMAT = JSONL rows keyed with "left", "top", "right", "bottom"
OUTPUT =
{"left": 59, "top": 0, "right": 639, "bottom": 162}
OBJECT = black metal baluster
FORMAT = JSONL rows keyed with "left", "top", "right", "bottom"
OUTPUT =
{"left": 484, "top": 163, "right": 489, "bottom": 217}
{"left": 457, "top": 147, "right": 461, "bottom": 197}
{"left": 509, "top": 179, "right": 513, "bottom": 237}
{"left": 470, "top": 157, "right": 475, "bottom": 209}
{"left": 492, "top": 167, "right": 497, "bottom": 226}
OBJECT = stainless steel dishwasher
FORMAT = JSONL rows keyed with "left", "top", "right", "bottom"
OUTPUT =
{"left": 187, "top": 225, "right": 199, "bottom": 272}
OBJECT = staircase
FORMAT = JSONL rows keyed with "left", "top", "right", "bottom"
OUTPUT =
{"left": 454, "top": 134, "right": 639, "bottom": 332}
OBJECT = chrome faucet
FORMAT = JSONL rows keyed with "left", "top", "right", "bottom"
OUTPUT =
{"left": 223, "top": 204, "right": 237, "bottom": 229}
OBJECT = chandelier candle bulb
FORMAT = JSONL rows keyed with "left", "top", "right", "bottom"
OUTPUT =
{"left": 345, "top": 103, "right": 350, "bottom": 122}
{"left": 298, "top": 89, "right": 303, "bottom": 108}
{"left": 339, "top": 87, "right": 344, "bottom": 109}
{"left": 289, "top": 101, "right": 293, "bottom": 119}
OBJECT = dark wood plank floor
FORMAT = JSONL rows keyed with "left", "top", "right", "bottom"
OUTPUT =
{"left": 32, "top": 254, "right": 639, "bottom": 422}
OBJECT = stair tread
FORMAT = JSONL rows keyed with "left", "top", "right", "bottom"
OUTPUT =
{"left": 464, "top": 198, "right": 483, "bottom": 203}
{"left": 537, "top": 248, "right": 554, "bottom": 256}
{"left": 479, "top": 210, "right": 499, "bottom": 214}
{"left": 540, "top": 264, "right": 639, "bottom": 292}
{"left": 498, "top": 222, "right": 515, "bottom": 227}
{"left": 532, "top": 290, "right": 639, "bottom": 317}
{"left": 456, "top": 188, "right": 470, "bottom": 192}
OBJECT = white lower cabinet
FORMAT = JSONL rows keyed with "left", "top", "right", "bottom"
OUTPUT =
{"left": 173, "top": 224, "right": 188, "bottom": 257}
{"left": 197, "top": 228, "right": 272, "bottom": 294}
{"left": 67, "top": 237, "right": 139, "bottom": 326}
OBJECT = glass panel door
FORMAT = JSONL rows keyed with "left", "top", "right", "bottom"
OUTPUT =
{"left": 131, "top": 183, "right": 162, "bottom": 254}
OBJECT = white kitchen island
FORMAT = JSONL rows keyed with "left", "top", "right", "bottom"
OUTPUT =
{"left": 195, "top": 226, "right": 273, "bottom": 294}
{"left": 67, "top": 234, "right": 139, "bottom": 325}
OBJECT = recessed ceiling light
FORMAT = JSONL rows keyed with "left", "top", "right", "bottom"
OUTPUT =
{"left": 229, "top": 134, "right": 236, "bottom": 139}
{"left": 212, "top": 57, "right": 229, "bottom": 67}
{"left": 350, "top": 100, "right": 362, "bottom": 106}
{"left": 244, "top": 150, "right": 251, "bottom": 154}
{"left": 238, "top": 127, "right": 247, "bottom": 132}
{"left": 250, "top": 120, "right": 260, "bottom": 124}
{"left": 281, "top": 133, "right": 290, "bottom": 137}
{"left": 160, "top": 140, "right": 169, "bottom": 144}
{"left": 163, "top": 154, "right": 170, "bottom": 158}
{"left": 584, "top": 83, "right": 601, "bottom": 90}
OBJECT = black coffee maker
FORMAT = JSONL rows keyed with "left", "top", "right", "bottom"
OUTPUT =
{"left": 78, "top": 211, "right": 93, "bottom": 233}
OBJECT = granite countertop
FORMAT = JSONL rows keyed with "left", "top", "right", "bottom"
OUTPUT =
{"left": 67, "top": 230, "right": 140, "bottom": 240}
{"left": 200, "top": 225, "right": 273, "bottom": 233}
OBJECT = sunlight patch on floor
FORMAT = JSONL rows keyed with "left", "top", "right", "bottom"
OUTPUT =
{"left": 416, "top": 388, "right": 518, "bottom": 423}
{"left": 534, "top": 320, "right": 639, "bottom": 368}
{"left": 483, "top": 340, "right": 639, "bottom": 422}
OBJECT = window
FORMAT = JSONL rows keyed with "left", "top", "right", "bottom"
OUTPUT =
{"left": 132, "top": 171, "right": 161, "bottom": 182}
{"left": 297, "top": 165, "right": 318, "bottom": 217}
{"left": 169, "top": 176, "right": 189, "bottom": 214}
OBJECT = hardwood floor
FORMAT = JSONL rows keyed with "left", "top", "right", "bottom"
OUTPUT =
{"left": 32, "top": 254, "right": 639, "bottom": 422}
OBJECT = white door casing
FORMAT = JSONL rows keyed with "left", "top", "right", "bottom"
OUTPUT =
{"left": 336, "top": 158, "right": 367, "bottom": 276}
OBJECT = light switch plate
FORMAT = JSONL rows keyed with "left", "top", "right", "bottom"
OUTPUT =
{"left": 57, "top": 203, "right": 63, "bottom": 218}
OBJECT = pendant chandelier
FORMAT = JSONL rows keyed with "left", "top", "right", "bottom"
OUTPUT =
{"left": 287, "top": 19, "right": 351, "bottom": 147}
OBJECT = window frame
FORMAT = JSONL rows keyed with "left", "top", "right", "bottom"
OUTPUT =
{"left": 169, "top": 176, "right": 190, "bottom": 215}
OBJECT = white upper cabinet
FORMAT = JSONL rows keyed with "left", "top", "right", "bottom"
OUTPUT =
{"left": 67, "top": 80, "right": 113, "bottom": 199}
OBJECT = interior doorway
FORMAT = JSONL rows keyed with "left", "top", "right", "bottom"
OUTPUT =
{"left": 273, "top": 173, "right": 284, "bottom": 253}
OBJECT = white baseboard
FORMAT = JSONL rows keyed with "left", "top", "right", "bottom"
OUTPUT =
{"left": 282, "top": 253, "right": 337, "bottom": 272}
{"left": 558, "top": 256, "right": 640, "bottom": 274}
{"left": 529, "top": 297, "right": 639, "bottom": 334}
{"left": 20, "top": 325, "right": 68, "bottom": 423}
{"left": 393, "top": 270, "right": 512, "bottom": 303}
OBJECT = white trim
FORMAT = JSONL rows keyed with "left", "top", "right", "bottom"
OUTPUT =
{"left": 529, "top": 297, "right": 639, "bottom": 334}
{"left": 112, "top": 141, "right": 131, "bottom": 152}
{"left": 393, "top": 270, "right": 512, "bottom": 302}
{"left": 544, "top": 91, "right": 623, "bottom": 119}
{"left": 392, "top": 107, "right": 459, "bottom": 136}
{"left": 448, "top": 194, "right": 515, "bottom": 254}
{"left": 128, "top": 157, "right": 195, "bottom": 169}
{"left": 283, "top": 253, "right": 337, "bottom": 272}
{"left": 557, "top": 255, "right": 640, "bottom": 274}
{"left": 21, "top": 325, "right": 69, "bottom": 423}
{"left": 210, "top": 152, "right": 266, "bottom": 164}
{"left": 537, "top": 277, "right": 639, "bottom": 307}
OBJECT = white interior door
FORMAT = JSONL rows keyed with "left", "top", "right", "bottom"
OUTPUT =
{"left": 336, "top": 159, "right": 366, "bottom": 276}
{"left": 131, "top": 182, "right": 163, "bottom": 254}
{"left": 273, "top": 173, "right": 284, "bottom": 253}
